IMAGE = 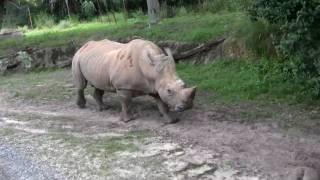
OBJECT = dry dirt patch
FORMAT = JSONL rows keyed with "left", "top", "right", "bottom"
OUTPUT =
{"left": 0, "top": 103, "right": 264, "bottom": 180}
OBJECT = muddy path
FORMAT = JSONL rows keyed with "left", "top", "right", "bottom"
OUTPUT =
{"left": 0, "top": 71, "right": 320, "bottom": 179}
{"left": 0, "top": 96, "right": 319, "bottom": 180}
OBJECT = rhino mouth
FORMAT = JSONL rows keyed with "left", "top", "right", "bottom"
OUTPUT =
{"left": 173, "top": 104, "right": 193, "bottom": 112}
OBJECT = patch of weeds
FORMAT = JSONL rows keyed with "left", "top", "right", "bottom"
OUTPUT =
{"left": 127, "top": 130, "right": 152, "bottom": 140}
{"left": 90, "top": 137, "right": 139, "bottom": 154}
{"left": 0, "top": 128, "right": 16, "bottom": 136}
{"left": 51, "top": 133, "right": 140, "bottom": 155}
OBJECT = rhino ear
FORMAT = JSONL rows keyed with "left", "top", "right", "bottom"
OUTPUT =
{"left": 185, "top": 86, "right": 197, "bottom": 100}
{"left": 147, "top": 53, "right": 167, "bottom": 72}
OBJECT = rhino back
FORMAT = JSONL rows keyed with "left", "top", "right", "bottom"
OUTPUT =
{"left": 75, "top": 40, "right": 154, "bottom": 93}
{"left": 78, "top": 43, "right": 115, "bottom": 90}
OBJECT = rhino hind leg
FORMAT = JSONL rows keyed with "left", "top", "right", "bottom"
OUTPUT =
{"left": 77, "top": 89, "right": 86, "bottom": 108}
{"left": 93, "top": 88, "right": 109, "bottom": 111}
{"left": 116, "top": 90, "right": 135, "bottom": 123}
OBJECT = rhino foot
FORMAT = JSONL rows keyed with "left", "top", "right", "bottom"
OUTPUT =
{"left": 98, "top": 104, "right": 109, "bottom": 111}
{"left": 119, "top": 114, "right": 135, "bottom": 123}
{"left": 163, "top": 118, "right": 180, "bottom": 125}
{"left": 76, "top": 101, "right": 86, "bottom": 109}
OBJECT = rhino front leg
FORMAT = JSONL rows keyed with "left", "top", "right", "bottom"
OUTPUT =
{"left": 153, "top": 96, "right": 179, "bottom": 124}
{"left": 93, "top": 88, "right": 109, "bottom": 111}
{"left": 117, "top": 90, "right": 134, "bottom": 123}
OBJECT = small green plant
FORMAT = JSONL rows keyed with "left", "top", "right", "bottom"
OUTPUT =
{"left": 34, "top": 12, "right": 55, "bottom": 29}
{"left": 57, "top": 20, "right": 72, "bottom": 29}
{"left": 18, "top": 25, "right": 29, "bottom": 33}
{"left": 130, "top": 8, "right": 145, "bottom": 19}
{"left": 177, "top": 6, "right": 188, "bottom": 16}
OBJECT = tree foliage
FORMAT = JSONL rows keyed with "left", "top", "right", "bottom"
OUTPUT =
{"left": 250, "top": 0, "right": 320, "bottom": 97}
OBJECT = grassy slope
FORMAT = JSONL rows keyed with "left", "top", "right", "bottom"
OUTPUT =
{"left": 0, "top": 12, "right": 247, "bottom": 55}
{"left": 0, "top": 61, "right": 304, "bottom": 104}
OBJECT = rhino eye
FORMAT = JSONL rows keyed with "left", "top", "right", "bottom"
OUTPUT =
{"left": 167, "top": 89, "right": 174, "bottom": 96}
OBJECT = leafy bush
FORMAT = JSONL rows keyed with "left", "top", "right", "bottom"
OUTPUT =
{"left": 160, "top": 1, "right": 177, "bottom": 18}
{"left": 199, "top": 0, "right": 254, "bottom": 13}
{"left": 81, "top": 0, "right": 97, "bottom": 19}
{"left": 250, "top": 0, "right": 320, "bottom": 97}
{"left": 130, "top": 8, "right": 145, "bottom": 19}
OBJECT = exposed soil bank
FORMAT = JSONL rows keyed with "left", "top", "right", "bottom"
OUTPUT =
{"left": 0, "top": 38, "right": 233, "bottom": 75}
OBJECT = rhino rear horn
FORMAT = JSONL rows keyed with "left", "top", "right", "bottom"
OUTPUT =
{"left": 185, "top": 86, "right": 197, "bottom": 100}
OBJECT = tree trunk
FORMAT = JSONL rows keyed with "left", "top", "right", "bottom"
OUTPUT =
{"left": 147, "top": 0, "right": 160, "bottom": 25}
{"left": 0, "top": 0, "right": 5, "bottom": 30}
{"left": 27, "top": 7, "right": 33, "bottom": 29}
{"left": 122, "top": 0, "right": 128, "bottom": 21}
{"left": 65, "top": 0, "right": 71, "bottom": 20}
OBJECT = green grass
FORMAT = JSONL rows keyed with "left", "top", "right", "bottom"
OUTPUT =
{"left": 0, "top": 69, "right": 74, "bottom": 100}
{"left": 0, "top": 12, "right": 248, "bottom": 56}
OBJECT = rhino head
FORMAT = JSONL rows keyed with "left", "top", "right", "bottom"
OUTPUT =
{"left": 151, "top": 48, "right": 197, "bottom": 112}
{"left": 158, "top": 83, "right": 197, "bottom": 112}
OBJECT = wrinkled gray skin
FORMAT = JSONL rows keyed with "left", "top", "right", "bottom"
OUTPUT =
{"left": 72, "top": 39, "right": 196, "bottom": 124}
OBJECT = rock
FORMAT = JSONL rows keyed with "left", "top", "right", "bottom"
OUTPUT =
{"left": 16, "top": 51, "right": 33, "bottom": 71}
{"left": 172, "top": 174, "right": 186, "bottom": 180}
{"left": 163, "top": 160, "right": 189, "bottom": 172}
{"left": 187, "top": 164, "right": 217, "bottom": 177}
{"left": 287, "top": 167, "right": 319, "bottom": 180}
{"left": 185, "top": 155, "right": 206, "bottom": 166}
{"left": 213, "top": 169, "right": 240, "bottom": 180}
{"left": 172, "top": 151, "right": 185, "bottom": 157}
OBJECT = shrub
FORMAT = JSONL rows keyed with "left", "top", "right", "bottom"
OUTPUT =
{"left": 249, "top": 0, "right": 320, "bottom": 97}
{"left": 236, "top": 18, "right": 278, "bottom": 58}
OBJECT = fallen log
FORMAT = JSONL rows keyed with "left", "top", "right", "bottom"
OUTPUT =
{"left": 173, "top": 38, "right": 225, "bottom": 61}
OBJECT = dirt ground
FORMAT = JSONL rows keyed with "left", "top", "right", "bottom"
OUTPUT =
{"left": 0, "top": 70, "right": 320, "bottom": 180}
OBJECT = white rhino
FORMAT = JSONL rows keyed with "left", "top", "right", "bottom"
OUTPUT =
{"left": 72, "top": 39, "right": 196, "bottom": 123}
